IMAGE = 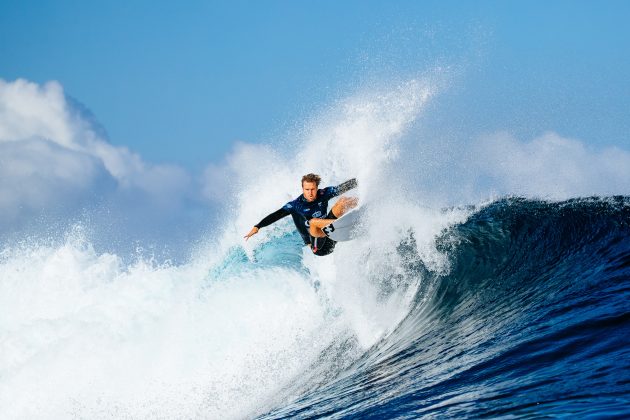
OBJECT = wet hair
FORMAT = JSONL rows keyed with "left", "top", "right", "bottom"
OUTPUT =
{"left": 301, "top": 173, "right": 321, "bottom": 186}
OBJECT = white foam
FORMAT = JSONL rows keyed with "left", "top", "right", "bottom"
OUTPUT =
{"left": 0, "top": 233, "right": 354, "bottom": 418}
{"left": 0, "top": 74, "right": 472, "bottom": 418}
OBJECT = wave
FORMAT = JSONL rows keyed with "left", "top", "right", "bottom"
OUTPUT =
{"left": 2, "top": 74, "right": 630, "bottom": 418}
{"left": 261, "top": 196, "right": 630, "bottom": 418}
{"left": 1, "top": 196, "right": 628, "bottom": 418}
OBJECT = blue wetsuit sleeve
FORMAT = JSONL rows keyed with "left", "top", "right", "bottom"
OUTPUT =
{"left": 321, "top": 178, "right": 358, "bottom": 200}
{"left": 254, "top": 208, "right": 291, "bottom": 229}
{"left": 336, "top": 178, "right": 358, "bottom": 194}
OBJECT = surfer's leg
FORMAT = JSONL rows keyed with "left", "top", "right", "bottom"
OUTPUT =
{"left": 308, "top": 218, "right": 336, "bottom": 237}
{"left": 331, "top": 196, "right": 358, "bottom": 218}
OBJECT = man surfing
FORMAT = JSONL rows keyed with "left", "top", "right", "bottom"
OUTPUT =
{"left": 244, "top": 173, "right": 358, "bottom": 256}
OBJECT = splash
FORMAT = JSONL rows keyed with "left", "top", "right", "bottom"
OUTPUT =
{"left": 0, "top": 75, "right": 457, "bottom": 418}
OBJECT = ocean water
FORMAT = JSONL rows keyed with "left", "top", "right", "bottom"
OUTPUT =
{"left": 263, "top": 197, "right": 630, "bottom": 418}
{"left": 1, "top": 78, "right": 629, "bottom": 419}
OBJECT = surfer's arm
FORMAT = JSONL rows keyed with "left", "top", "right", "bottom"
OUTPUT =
{"left": 320, "top": 178, "right": 358, "bottom": 201}
{"left": 255, "top": 208, "right": 291, "bottom": 229}
{"left": 244, "top": 208, "right": 291, "bottom": 240}
{"left": 336, "top": 178, "right": 358, "bottom": 195}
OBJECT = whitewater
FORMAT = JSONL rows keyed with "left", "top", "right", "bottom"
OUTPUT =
{"left": 1, "top": 75, "right": 629, "bottom": 419}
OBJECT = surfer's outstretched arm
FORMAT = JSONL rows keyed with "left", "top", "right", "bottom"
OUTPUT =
{"left": 336, "top": 178, "right": 358, "bottom": 195}
{"left": 244, "top": 208, "right": 290, "bottom": 240}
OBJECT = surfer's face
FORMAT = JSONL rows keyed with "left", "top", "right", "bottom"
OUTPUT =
{"left": 302, "top": 181, "right": 318, "bottom": 202}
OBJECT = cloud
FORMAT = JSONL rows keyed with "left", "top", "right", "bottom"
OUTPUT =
{"left": 0, "top": 138, "right": 114, "bottom": 222}
{"left": 472, "top": 131, "right": 630, "bottom": 199}
{"left": 200, "top": 141, "right": 289, "bottom": 205}
{"left": 0, "top": 79, "right": 74, "bottom": 147}
{"left": 401, "top": 129, "right": 630, "bottom": 206}
{"left": 0, "top": 78, "right": 204, "bottom": 248}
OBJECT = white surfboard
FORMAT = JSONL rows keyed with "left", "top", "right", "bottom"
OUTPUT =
{"left": 324, "top": 207, "right": 366, "bottom": 242}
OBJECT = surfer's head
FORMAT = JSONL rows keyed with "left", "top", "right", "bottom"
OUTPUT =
{"left": 301, "top": 173, "right": 320, "bottom": 202}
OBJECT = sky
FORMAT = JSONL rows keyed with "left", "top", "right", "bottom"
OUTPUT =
{"left": 2, "top": 1, "right": 629, "bottom": 168}
{"left": 1, "top": 0, "right": 630, "bottom": 257}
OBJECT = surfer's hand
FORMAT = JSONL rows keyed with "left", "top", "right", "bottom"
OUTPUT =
{"left": 244, "top": 227, "right": 259, "bottom": 240}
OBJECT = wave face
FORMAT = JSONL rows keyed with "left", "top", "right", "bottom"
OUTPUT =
{"left": 2, "top": 198, "right": 628, "bottom": 419}
{"left": 262, "top": 197, "right": 630, "bottom": 418}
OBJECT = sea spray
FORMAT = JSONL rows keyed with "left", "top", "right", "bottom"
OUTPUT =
{"left": 1, "top": 76, "right": 449, "bottom": 418}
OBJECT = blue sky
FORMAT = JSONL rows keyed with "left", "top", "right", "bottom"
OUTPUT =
{"left": 2, "top": 0, "right": 629, "bottom": 169}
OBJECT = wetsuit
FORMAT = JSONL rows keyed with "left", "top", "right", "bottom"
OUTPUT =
{"left": 254, "top": 178, "right": 357, "bottom": 256}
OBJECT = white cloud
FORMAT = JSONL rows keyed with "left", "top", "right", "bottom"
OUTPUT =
{"left": 0, "top": 78, "right": 199, "bottom": 241}
{"left": 472, "top": 131, "right": 630, "bottom": 199}
{"left": 399, "top": 129, "right": 630, "bottom": 206}
{"left": 0, "top": 138, "right": 113, "bottom": 221}
{"left": 0, "top": 79, "right": 74, "bottom": 147}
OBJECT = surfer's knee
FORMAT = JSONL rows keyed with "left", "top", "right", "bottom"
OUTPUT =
{"left": 309, "top": 224, "right": 324, "bottom": 237}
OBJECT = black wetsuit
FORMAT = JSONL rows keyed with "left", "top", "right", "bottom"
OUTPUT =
{"left": 254, "top": 179, "right": 357, "bottom": 256}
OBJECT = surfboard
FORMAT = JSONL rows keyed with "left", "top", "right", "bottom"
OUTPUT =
{"left": 324, "top": 207, "right": 366, "bottom": 242}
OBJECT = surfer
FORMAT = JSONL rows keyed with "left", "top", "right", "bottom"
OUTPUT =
{"left": 244, "top": 174, "right": 358, "bottom": 256}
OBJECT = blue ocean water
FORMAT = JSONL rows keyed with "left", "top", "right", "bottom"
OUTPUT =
{"left": 260, "top": 197, "right": 630, "bottom": 418}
